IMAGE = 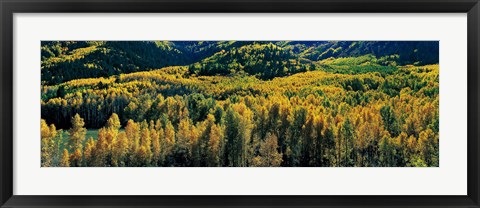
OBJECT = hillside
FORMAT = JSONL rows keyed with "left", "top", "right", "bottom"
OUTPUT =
{"left": 289, "top": 41, "right": 439, "bottom": 65}
{"left": 40, "top": 41, "right": 439, "bottom": 167}
{"left": 41, "top": 41, "right": 438, "bottom": 85}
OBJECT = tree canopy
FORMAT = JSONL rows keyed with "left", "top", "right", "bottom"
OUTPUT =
{"left": 41, "top": 41, "right": 439, "bottom": 167}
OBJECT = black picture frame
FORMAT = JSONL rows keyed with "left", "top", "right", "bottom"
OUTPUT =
{"left": 1, "top": 0, "right": 479, "bottom": 207}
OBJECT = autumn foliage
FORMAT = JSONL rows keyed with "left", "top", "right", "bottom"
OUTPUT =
{"left": 41, "top": 41, "right": 439, "bottom": 167}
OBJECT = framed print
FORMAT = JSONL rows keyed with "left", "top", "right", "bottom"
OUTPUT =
{"left": 1, "top": 0, "right": 479, "bottom": 207}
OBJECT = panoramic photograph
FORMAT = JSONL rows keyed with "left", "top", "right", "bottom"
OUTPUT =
{"left": 40, "top": 41, "right": 439, "bottom": 167}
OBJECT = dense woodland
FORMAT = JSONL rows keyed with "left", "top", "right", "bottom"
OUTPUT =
{"left": 41, "top": 41, "right": 439, "bottom": 167}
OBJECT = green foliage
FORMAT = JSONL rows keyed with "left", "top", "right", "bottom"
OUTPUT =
{"left": 40, "top": 41, "right": 439, "bottom": 167}
{"left": 41, "top": 41, "right": 438, "bottom": 85}
{"left": 41, "top": 41, "right": 190, "bottom": 85}
{"left": 301, "top": 41, "right": 439, "bottom": 66}
{"left": 188, "top": 43, "right": 312, "bottom": 79}
{"left": 380, "top": 105, "right": 400, "bottom": 137}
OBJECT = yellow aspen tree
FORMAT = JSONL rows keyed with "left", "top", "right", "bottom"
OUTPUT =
{"left": 174, "top": 119, "right": 193, "bottom": 166}
{"left": 68, "top": 114, "right": 86, "bottom": 166}
{"left": 151, "top": 129, "right": 161, "bottom": 166}
{"left": 68, "top": 114, "right": 86, "bottom": 151}
{"left": 157, "top": 127, "right": 166, "bottom": 165}
{"left": 253, "top": 133, "right": 283, "bottom": 167}
{"left": 418, "top": 128, "right": 437, "bottom": 166}
{"left": 104, "top": 114, "right": 121, "bottom": 165}
{"left": 93, "top": 128, "right": 108, "bottom": 166}
{"left": 125, "top": 120, "right": 140, "bottom": 154}
{"left": 84, "top": 137, "right": 96, "bottom": 166}
{"left": 41, "top": 119, "right": 57, "bottom": 167}
{"left": 164, "top": 121, "right": 175, "bottom": 158}
{"left": 208, "top": 123, "right": 223, "bottom": 167}
{"left": 113, "top": 132, "right": 129, "bottom": 167}
{"left": 106, "top": 113, "right": 121, "bottom": 132}
{"left": 60, "top": 149, "right": 70, "bottom": 167}
{"left": 140, "top": 127, "right": 152, "bottom": 165}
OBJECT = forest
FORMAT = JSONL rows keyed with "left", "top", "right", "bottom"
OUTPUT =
{"left": 41, "top": 41, "right": 439, "bottom": 167}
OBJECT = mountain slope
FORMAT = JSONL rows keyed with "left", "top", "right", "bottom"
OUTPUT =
{"left": 41, "top": 41, "right": 439, "bottom": 85}
{"left": 188, "top": 43, "right": 315, "bottom": 80}
{"left": 297, "top": 41, "right": 439, "bottom": 65}
{"left": 41, "top": 41, "right": 192, "bottom": 85}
